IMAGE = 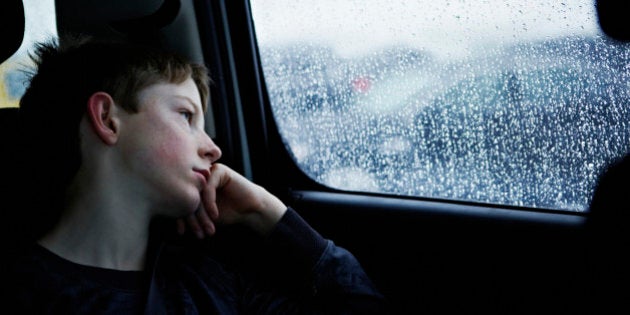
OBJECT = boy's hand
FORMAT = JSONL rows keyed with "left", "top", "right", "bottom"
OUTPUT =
{"left": 176, "top": 163, "right": 287, "bottom": 239}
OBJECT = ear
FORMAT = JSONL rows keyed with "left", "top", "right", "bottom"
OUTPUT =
{"left": 86, "top": 92, "right": 120, "bottom": 145}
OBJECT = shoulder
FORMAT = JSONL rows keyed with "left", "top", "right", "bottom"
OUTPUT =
{"left": 3, "top": 244, "right": 148, "bottom": 313}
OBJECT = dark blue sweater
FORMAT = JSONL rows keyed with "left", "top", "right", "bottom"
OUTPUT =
{"left": 3, "top": 208, "right": 387, "bottom": 314}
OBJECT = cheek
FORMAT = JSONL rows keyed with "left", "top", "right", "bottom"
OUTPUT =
{"left": 153, "top": 132, "right": 190, "bottom": 167}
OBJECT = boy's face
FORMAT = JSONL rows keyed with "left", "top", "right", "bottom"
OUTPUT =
{"left": 116, "top": 77, "right": 221, "bottom": 217}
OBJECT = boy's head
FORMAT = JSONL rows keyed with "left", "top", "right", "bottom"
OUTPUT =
{"left": 18, "top": 36, "right": 213, "bottom": 234}
{"left": 21, "top": 36, "right": 210, "bottom": 115}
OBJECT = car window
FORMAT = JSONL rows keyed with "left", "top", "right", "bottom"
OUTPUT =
{"left": 0, "top": 0, "right": 57, "bottom": 108}
{"left": 250, "top": 0, "right": 630, "bottom": 211}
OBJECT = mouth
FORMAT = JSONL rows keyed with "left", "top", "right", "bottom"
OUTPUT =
{"left": 193, "top": 168, "right": 211, "bottom": 183}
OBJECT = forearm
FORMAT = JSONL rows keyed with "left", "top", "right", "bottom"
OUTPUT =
{"left": 243, "top": 208, "right": 387, "bottom": 314}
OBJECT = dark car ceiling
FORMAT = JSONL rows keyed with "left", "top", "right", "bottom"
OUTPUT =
{"left": 55, "top": 0, "right": 204, "bottom": 63}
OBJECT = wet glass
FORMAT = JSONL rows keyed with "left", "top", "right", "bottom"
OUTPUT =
{"left": 250, "top": 0, "right": 630, "bottom": 211}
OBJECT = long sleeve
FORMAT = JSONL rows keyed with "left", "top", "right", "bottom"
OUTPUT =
{"left": 239, "top": 207, "right": 388, "bottom": 314}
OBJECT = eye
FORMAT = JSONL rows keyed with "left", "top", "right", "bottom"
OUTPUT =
{"left": 180, "top": 111, "right": 193, "bottom": 123}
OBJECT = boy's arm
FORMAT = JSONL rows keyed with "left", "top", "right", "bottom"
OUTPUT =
{"left": 179, "top": 163, "right": 388, "bottom": 313}
{"left": 239, "top": 207, "right": 388, "bottom": 314}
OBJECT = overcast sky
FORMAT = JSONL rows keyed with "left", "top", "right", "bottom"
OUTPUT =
{"left": 251, "top": 0, "right": 600, "bottom": 60}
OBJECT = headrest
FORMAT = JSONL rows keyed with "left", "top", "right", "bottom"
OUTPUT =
{"left": 55, "top": 0, "right": 202, "bottom": 63}
{"left": 0, "top": 0, "right": 25, "bottom": 63}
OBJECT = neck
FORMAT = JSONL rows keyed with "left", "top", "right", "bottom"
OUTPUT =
{"left": 39, "top": 176, "right": 153, "bottom": 271}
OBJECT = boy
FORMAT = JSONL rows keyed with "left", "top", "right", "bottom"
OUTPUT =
{"left": 3, "top": 36, "right": 386, "bottom": 314}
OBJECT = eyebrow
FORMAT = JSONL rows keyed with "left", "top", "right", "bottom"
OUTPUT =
{"left": 173, "top": 95, "right": 202, "bottom": 112}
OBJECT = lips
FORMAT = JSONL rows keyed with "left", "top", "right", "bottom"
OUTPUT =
{"left": 193, "top": 168, "right": 210, "bottom": 183}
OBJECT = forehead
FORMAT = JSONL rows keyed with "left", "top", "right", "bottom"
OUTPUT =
{"left": 136, "top": 78, "right": 202, "bottom": 110}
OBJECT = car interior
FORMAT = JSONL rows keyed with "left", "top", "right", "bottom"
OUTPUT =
{"left": 1, "top": 0, "right": 629, "bottom": 314}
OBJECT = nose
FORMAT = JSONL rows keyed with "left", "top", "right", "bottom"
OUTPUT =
{"left": 199, "top": 132, "right": 222, "bottom": 162}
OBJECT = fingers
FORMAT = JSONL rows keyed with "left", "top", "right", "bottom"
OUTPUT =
{"left": 202, "top": 166, "right": 222, "bottom": 221}
{"left": 188, "top": 210, "right": 218, "bottom": 239}
{"left": 175, "top": 165, "right": 226, "bottom": 239}
{"left": 176, "top": 211, "right": 217, "bottom": 239}
{"left": 185, "top": 213, "right": 204, "bottom": 239}
{"left": 196, "top": 206, "right": 216, "bottom": 236}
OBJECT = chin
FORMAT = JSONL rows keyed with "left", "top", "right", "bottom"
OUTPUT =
{"left": 158, "top": 191, "right": 202, "bottom": 218}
